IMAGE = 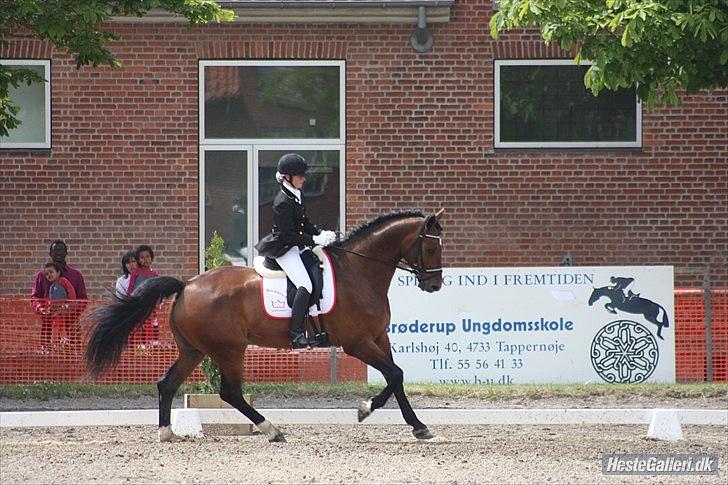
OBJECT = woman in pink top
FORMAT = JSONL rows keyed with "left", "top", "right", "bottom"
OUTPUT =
{"left": 127, "top": 245, "right": 159, "bottom": 295}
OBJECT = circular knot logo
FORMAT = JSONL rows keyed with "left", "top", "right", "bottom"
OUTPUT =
{"left": 590, "top": 319, "right": 659, "bottom": 383}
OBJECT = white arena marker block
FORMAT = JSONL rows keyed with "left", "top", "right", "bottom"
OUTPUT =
{"left": 647, "top": 409, "right": 683, "bottom": 441}
{"left": 172, "top": 409, "right": 204, "bottom": 438}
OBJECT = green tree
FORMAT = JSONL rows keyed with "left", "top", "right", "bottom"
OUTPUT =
{"left": 200, "top": 231, "right": 228, "bottom": 392}
{"left": 490, "top": 0, "right": 728, "bottom": 109}
{"left": 0, "top": 0, "right": 234, "bottom": 136}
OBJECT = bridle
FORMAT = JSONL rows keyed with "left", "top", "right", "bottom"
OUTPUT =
{"left": 329, "top": 215, "right": 443, "bottom": 283}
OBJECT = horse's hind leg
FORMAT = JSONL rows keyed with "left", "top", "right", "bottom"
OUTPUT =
{"left": 157, "top": 345, "right": 204, "bottom": 442}
{"left": 215, "top": 347, "right": 285, "bottom": 442}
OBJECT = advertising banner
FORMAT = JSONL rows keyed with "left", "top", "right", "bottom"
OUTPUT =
{"left": 368, "top": 266, "right": 675, "bottom": 384}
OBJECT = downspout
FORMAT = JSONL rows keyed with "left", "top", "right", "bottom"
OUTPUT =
{"left": 410, "top": 6, "right": 434, "bottom": 53}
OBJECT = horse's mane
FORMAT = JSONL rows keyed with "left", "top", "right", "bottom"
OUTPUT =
{"left": 333, "top": 210, "right": 424, "bottom": 247}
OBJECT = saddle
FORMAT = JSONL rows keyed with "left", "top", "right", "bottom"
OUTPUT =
{"left": 260, "top": 248, "right": 324, "bottom": 309}
{"left": 253, "top": 246, "right": 336, "bottom": 320}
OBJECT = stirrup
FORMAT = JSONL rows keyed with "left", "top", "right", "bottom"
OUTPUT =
{"left": 291, "top": 333, "right": 310, "bottom": 349}
{"left": 315, "top": 332, "right": 330, "bottom": 347}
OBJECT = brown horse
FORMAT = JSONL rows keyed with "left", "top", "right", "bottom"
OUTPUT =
{"left": 84, "top": 209, "right": 444, "bottom": 442}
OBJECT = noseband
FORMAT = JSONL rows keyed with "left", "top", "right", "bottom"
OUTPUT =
{"left": 399, "top": 215, "right": 443, "bottom": 283}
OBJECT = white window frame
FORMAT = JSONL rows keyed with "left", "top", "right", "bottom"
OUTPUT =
{"left": 198, "top": 60, "right": 346, "bottom": 273}
{"left": 0, "top": 59, "right": 51, "bottom": 149}
{"left": 199, "top": 60, "right": 346, "bottom": 146}
{"left": 494, "top": 59, "right": 642, "bottom": 149}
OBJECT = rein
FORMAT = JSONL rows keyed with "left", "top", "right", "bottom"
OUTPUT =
{"left": 328, "top": 219, "right": 443, "bottom": 280}
{"left": 328, "top": 244, "right": 423, "bottom": 275}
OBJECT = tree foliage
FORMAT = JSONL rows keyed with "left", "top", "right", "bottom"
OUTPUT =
{"left": 201, "top": 230, "right": 228, "bottom": 392}
{"left": 490, "top": 0, "right": 728, "bottom": 108}
{"left": 0, "top": 0, "right": 234, "bottom": 137}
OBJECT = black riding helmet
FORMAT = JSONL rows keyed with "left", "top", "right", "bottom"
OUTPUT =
{"left": 277, "top": 153, "right": 308, "bottom": 176}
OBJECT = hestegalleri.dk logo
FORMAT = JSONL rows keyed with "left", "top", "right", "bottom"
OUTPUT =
{"left": 602, "top": 453, "right": 719, "bottom": 475}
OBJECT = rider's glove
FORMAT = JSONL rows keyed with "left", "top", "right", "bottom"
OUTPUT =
{"left": 313, "top": 230, "right": 336, "bottom": 246}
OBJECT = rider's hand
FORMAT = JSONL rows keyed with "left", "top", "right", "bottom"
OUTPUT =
{"left": 313, "top": 230, "right": 336, "bottom": 246}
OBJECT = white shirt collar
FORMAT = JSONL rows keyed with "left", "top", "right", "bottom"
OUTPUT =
{"left": 282, "top": 180, "right": 302, "bottom": 203}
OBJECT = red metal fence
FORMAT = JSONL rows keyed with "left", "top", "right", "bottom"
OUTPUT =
{"left": 1, "top": 289, "right": 725, "bottom": 384}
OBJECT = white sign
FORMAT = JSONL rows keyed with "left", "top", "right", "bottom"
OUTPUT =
{"left": 368, "top": 266, "right": 675, "bottom": 384}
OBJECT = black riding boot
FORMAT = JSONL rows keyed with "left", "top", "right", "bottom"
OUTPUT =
{"left": 290, "top": 286, "right": 311, "bottom": 349}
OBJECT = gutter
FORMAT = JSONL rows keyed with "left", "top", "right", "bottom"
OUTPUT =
{"left": 111, "top": 1, "right": 454, "bottom": 24}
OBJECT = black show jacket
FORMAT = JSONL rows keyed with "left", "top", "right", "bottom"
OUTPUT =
{"left": 255, "top": 185, "right": 321, "bottom": 258}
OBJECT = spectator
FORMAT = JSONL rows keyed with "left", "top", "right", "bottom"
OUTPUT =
{"left": 31, "top": 240, "right": 87, "bottom": 352}
{"left": 115, "top": 250, "right": 138, "bottom": 298}
{"left": 127, "top": 244, "right": 160, "bottom": 346}
{"left": 127, "top": 244, "right": 158, "bottom": 295}
{"left": 45, "top": 261, "right": 77, "bottom": 301}
{"left": 42, "top": 261, "right": 77, "bottom": 349}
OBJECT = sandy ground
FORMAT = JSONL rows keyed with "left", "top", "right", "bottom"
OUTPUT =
{"left": 1, "top": 394, "right": 727, "bottom": 484}
{"left": 1, "top": 423, "right": 726, "bottom": 484}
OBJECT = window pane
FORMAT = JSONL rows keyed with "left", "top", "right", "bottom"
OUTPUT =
{"left": 205, "top": 151, "right": 248, "bottom": 266}
{"left": 205, "top": 66, "right": 340, "bottom": 139}
{"left": 258, "top": 150, "right": 340, "bottom": 239}
{"left": 1, "top": 64, "right": 47, "bottom": 145}
{"left": 499, "top": 64, "right": 637, "bottom": 143}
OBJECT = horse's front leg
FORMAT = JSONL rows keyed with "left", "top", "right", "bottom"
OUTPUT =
{"left": 344, "top": 339, "right": 433, "bottom": 440}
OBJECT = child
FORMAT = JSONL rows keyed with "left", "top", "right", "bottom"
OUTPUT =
{"left": 39, "top": 262, "right": 77, "bottom": 351}
{"left": 127, "top": 245, "right": 160, "bottom": 346}
{"left": 44, "top": 261, "right": 77, "bottom": 309}
{"left": 127, "top": 245, "right": 159, "bottom": 295}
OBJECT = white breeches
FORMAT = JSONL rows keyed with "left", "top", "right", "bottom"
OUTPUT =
{"left": 275, "top": 246, "right": 322, "bottom": 316}
{"left": 275, "top": 246, "right": 313, "bottom": 293}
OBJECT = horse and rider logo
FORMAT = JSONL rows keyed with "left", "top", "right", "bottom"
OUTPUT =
{"left": 588, "top": 276, "right": 670, "bottom": 339}
{"left": 588, "top": 276, "right": 668, "bottom": 383}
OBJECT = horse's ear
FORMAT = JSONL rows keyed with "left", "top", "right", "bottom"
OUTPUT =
{"left": 434, "top": 208, "right": 445, "bottom": 220}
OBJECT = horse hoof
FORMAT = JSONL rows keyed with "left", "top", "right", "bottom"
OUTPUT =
{"left": 357, "top": 400, "right": 372, "bottom": 422}
{"left": 158, "top": 426, "right": 182, "bottom": 443}
{"left": 413, "top": 427, "right": 434, "bottom": 440}
{"left": 269, "top": 432, "right": 287, "bottom": 443}
{"left": 257, "top": 420, "right": 286, "bottom": 443}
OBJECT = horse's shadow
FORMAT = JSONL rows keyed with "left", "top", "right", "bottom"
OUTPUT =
{"left": 588, "top": 286, "right": 669, "bottom": 339}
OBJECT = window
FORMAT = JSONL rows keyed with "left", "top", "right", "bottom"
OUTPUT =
{"left": 495, "top": 60, "right": 641, "bottom": 148}
{"left": 0, "top": 60, "right": 51, "bottom": 149}
{"left": 199, "top": 61, "right": 345, "bottom": 271}
{"left": 201, "top": 61, "right": 344, "bottom": 142}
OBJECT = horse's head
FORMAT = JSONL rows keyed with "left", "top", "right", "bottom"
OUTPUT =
{"left": 403, "top": 208, "right": 445, "bottom": 293}
{"left": 588, "top": 287, "right": 601, "bottom": 306}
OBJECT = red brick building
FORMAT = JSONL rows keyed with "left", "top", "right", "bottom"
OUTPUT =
{"left": 2, "top": 0, "right": 726, "bottom": 298}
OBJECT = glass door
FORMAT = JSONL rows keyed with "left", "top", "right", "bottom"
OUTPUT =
{"left": 200, "top": 147, "right": 252, "bottom": 271}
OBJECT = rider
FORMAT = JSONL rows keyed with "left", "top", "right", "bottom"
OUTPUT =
{"left": 255, "top": 153, "right": 336, "bottom": 349}
{"left": 610, "top": 276, "right": 639, "bottom": 300}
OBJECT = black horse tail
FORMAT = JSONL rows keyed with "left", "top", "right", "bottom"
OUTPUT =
{"left": 84, "top": 276, "right": 186, "bottom": 378}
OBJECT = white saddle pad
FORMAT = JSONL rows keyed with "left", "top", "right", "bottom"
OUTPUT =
{"left": 255, "top": 249, "right": 337, "bottom": 320}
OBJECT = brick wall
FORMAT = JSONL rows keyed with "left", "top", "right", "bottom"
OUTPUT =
{"left": 1, "top": 1, "right": 726, "bottom": 297}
